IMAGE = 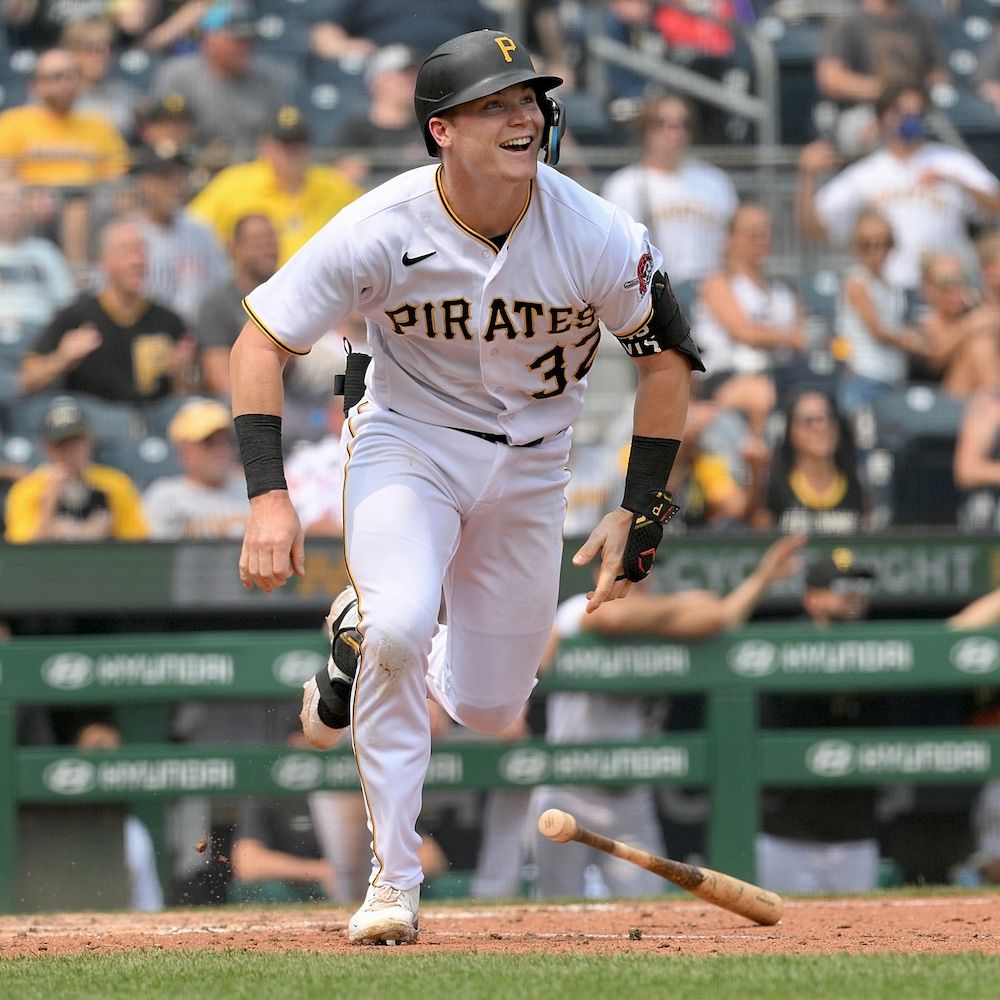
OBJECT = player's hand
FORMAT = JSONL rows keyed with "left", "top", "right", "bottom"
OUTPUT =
{"left": 239, "top": 490, "right": 305, "bottom": 593}
{"left": 572, "top": 507, "right": 634, "bottom": 614}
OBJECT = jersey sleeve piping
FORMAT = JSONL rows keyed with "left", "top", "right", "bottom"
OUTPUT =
{"left": 613, "top": 301, "right": 655, "bottom": 340}
{"left": 241, "top": 296, "right": 311, "bottom": 356}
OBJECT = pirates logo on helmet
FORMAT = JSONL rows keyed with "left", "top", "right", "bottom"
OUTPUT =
{"left": 413, "top": 29, "right": 565, "bottom": 165}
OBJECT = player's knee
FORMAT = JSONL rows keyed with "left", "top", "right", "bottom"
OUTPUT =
{"left": 454, "top": 699, "right": 523, "bottom": 735}
{"left": 362, "top": 614, "right": 435, "bottom": 683}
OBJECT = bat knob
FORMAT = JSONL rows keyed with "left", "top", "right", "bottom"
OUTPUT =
{"left": 538, "top": 808, "right": 577, "bottom": 843}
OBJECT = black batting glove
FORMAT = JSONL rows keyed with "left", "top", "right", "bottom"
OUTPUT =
{"left": 620, "top": 490, "right": 680, "bottom": 582}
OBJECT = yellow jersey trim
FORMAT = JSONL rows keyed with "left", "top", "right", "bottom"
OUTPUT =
{"left": 342, "top": 403, "right": 384, "bottom": 882}
{"left": 615, "top": 301, "right": 655, "bottom": 341}
{"left": 241, "top": 296, "right": 311, "bottom": 356}
{"left": 434, "top": 165, "right": 532, "bottom": 254}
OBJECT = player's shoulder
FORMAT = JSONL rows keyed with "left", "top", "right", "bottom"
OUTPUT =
{"left": 335, "top": 164, "right": 440, "bottom": 228}
{"left": 535, "top": 163, "right": 625, "bottom": 235}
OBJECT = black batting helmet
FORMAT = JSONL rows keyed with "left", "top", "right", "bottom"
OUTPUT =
{"left": 414, "top": 29, "right": 563, "bottom": 160}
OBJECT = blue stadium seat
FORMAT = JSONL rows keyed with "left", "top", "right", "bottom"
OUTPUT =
{"left": 0, "top": 320, "right": 36, "bottom": 408}
{"left": 670, "top": 278, "right": 701, "bottom": 321}
{"left": 560, "top": 90, "right": 616, "bottom": 146}
{"left": 755, "top": 16, "right": 826, "bottom": 145}
{"left": 113, "top": 48, "right": 160, "bottom": 91}
{"left": 254, "top": 11, "right": 313, "bottom": 59}
{"left": 868, "top": 385, "right": 965, "bottom": 526}
{"left": 99, "top": 434, "right": 181, "bottom": 490}
{"left": 0, "top": 48, "right": 34, "bottom": 111}
{"left": 799, "top": 267, "right": 842, "bottom": 343}
{"left": 771, "top": 350, "right": 844, "bottom": 413}
{"left": 296, "top": 65, "right": 368, "bottom": 148}
{"left": 0, "top": 430, "right": 40, "bottom": 470}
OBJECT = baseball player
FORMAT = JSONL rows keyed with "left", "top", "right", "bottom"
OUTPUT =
{"left": 230, "top": 29, "right": 702, "bottom": 944}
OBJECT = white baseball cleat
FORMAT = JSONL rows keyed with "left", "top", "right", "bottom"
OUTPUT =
{"left": 300, "top": 585, "right": 361, "bottom": 750}
{"left": 348, "top": 883, "right": 420, "bottom": 945}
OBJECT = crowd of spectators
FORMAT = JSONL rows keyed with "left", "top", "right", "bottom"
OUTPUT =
{"left": 0, "top": 1, "right": 998, "bottom": 542}
{"left": 4, "top": 0, "right": 1000, "bottom": 902}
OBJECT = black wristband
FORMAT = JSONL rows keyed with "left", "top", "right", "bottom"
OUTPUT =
{"left": 234, "top": 413, "right": 287, "bottom": 499}
{"left": 622, "top": 436, "right": 680, "bottom": 513}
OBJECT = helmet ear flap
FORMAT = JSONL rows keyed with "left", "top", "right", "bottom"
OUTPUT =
{"left": 541, "top": 95, "right": 565, "bottom": 166}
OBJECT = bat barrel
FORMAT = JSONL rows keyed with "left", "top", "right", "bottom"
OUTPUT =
{"left": 538, "top": 809, "right": 783, "bottom": 926}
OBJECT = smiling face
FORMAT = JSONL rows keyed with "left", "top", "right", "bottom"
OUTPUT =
{"left": 100, "top": 221, "right": 147, "bottom": 295}
{"left": 789, "top": 391, "right": 839, "bottom": 461}
{"left": 430, "top": 83, "right": 545, "bottom": 185}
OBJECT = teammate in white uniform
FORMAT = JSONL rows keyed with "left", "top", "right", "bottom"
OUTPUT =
{"left": 797, "top": 82, "right": 1000, "bottom": 291}
{"left": 229, "top": 29, "right": 701, "bottom": 944}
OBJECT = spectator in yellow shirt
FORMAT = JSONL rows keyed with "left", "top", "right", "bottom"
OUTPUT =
{"left": 0, "top": 47, "right": 129, "bottom": 269}
{"left": 5, "top": 395, "right": 147, "bottom": 543}
{"left": 187, "top": 106, "right": 363, "bottom": 266}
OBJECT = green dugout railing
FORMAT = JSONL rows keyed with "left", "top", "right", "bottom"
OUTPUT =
{"left": 3, "top": 621, "right": 1000, "bottom": 912}
{"left": 1, "top": 530, "right": 997, "bottom": 616}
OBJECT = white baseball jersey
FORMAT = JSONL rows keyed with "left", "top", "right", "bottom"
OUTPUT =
{"left": 243, "top": 162, "right": 661, "bottom": 445}
{"left": 600, "top": 159, "right": 738, "bottom": 284}
{"left": 815, "top": 143, "right": 1000, "bottom": 289}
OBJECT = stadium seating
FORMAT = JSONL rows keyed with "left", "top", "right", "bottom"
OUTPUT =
{"left": 866, "top": 385, "right": 966, "bottom": 526}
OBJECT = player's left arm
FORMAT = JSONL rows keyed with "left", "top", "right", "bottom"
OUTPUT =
{"left": 574, "top": 266, "right": 704, "bottom": 612}
{"left": 573, "top": 348, "right": 692, "bottom": 613}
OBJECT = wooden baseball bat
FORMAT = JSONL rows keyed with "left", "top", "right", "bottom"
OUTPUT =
{"left": 537, "top": 808, "right": 783, "bottom": 926}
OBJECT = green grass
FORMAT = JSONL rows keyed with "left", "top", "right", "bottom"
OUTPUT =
{"left": 3, "top": 952, "right": 1000, "bottom": 1000}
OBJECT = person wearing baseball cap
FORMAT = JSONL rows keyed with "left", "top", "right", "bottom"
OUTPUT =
{"left": 129, "top": 138, "right": 230, "bottom": 327}
{"left": 4, "top": 396, "right": 148, "bottom": 542}
{"left": 803, "top": 547, "right": 876, "bottom": 626}
{"left": 134, "top": 93, "right": 197, "bottom": 155}
{"left": 148, "top": 0, "right": 296, "bottom": 161}
{"left": 187, "top": 105, "right": 363, "bottom": 265}
{"left": 142, "top": 398, "right": 249, "bottom": 539}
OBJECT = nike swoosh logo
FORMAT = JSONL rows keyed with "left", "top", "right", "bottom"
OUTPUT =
{"left": 402, "top": 251, "right": 436, "bottom": 266}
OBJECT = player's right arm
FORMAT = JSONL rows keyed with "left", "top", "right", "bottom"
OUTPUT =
{"left": 230, "top": 320, "right": 304, "bottom": 593}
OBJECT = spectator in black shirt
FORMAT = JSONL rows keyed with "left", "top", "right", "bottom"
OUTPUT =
{"left": 755, "top": 390, "right": 867, "bottom": 534}
{"left": 20, "top": 218, "right": 195, "bottom": 405}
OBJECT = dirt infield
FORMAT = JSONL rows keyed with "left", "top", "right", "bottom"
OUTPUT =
{"left": 2, "top": 895, "right": 1000, "bottom": 957}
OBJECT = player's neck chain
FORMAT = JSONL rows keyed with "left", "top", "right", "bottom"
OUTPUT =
{"left": 402, "top": 250, "right": 436, "bottom": 267}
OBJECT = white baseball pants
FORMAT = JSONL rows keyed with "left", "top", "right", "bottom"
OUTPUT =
{"left": 342, "top": 403, "right": 571, "bottom": 889}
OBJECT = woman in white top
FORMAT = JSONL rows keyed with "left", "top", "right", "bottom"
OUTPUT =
{"left": 693, "top": 203, "right": 806, "bottom": 437}
{"left": 836, "top": 207, "right": 926, "bottom": 416}
{"left": 600, "top": 94, "right": 738, "bottom": 287}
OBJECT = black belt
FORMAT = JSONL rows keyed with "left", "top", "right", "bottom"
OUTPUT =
{"left": 386, "top": 409, "right": 545, "bottom": 447}
{"left": 450, "top": 426, "right": 544, "bottom": 448}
